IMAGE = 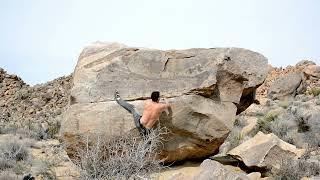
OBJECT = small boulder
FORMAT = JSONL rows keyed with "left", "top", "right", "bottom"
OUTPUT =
{"left": 304, "top": 65, "right": 320, "bottom": 78}
{"left": 240, "top": 117, "right": 258, "bottom": 137}
{"left": 247, "top": 172, "right": 261, "bottom": 180}
{"left": 195, "top": 159, "right": 249, "bottom": 180}
{"left": 267, "top": 72, "right": 306, "bottom": 100}
{"left": 296, "top": 60, "right": 316, "bottom": 67}
{"left": 228, "top": 132, "right": 305, "bottom": 169}
{"left": 165, "top": 160, "right": 250, "bottom": 180}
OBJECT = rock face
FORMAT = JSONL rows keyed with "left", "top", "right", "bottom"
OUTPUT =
{"left": 228, "top": 132, "right": 305, "bottom": 169}
{"left": 61, "top": 42, "right": 268, "bottom": 162}
{"left": 267, "top": 72, "right": 306, "bottom": 100}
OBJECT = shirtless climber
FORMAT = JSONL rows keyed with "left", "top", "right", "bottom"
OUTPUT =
{"left": 115, "top": 91, "right": 170, "bottom": 136}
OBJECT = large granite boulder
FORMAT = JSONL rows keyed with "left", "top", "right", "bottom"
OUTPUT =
{"left": 61, "top": 42, "right": 268, "bottom": 163}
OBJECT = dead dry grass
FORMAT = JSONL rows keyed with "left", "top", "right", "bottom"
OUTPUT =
{"left": 73, "top": 127, "right": 170, "bottom": 180}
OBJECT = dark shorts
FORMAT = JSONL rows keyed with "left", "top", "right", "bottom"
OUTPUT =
{"left": 134, "top": 114, "right": 150, "bottom": 136}
{"left": 138, "top": 119, "right": 151, "bottom": 136}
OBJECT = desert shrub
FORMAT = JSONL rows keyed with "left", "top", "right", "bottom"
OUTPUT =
{"left": 32, "top": 159, "right": 57, "bottom": 180}
{"left": 30, "top": 143, "right": 66, "bottom": 179}
{"left": 0, "top": 137, "right": 33, "bottom": 175}
{"left": 226, "top": 127, "right": 243, "bottom": 150}
{"left": 289, "top": 110, "right": 319, "bottom": 147}
{"left": 266, "top": 103, "right": 320, "bottom": 148}
{"left": 278, "top": 100, "right": 289, "bottom": 109}
{"left": 26, "top": 119, "right": 61, "bottom": 140}
{"left": 0, "top": 140, "right": 29, "bottom": 162}
{"left": 303, "top": 132, "right": 320, "bottom": 148}
{"left": 308, "top": 88, "right": 320, "bottom": 97}
{"left": 301, "top": 113, "right": 320, "bottom": 148}
{"left": 255, "top": 110, "right": 280, "bottom": 134}
{"left": 274, "top": 159, "right": 320, "bottom": 180}
{"left": 295, "top": 116, "right": 310, "bottom": 133}
{"left": 1, "top": 119, "right": 61, "bottom": 140}
{"left": 265, "top": 110, "right": 280, "bottom": 122}
{"left": 74, "top": 127, "right": 169, "bottom": 180}
{"left": 0, "top": 123, "right": 19, "bottom": 134}
{"left": 24, "top": 121, "right": 49, "bottom": 140}
{"left": 272, "top": 148, "right": 320, "bottom": 180}
{"left": 233, "top": 117, "right": 247, "bottom": 128}
{"left": 12, "top": 161, "right": 30, "bottom": 175}
{"left": 0, "top": 158, "right": 14, "bottom": 171}
{"left": 306, "top": 136, "right": 320, "bottom": 148}
{"left": 224, "top": 117, "right": 252, "bottom": 151}
{"left": 269, "top": 116, "right": 297, "bottom": 145}
{"left": 0, "top": 171, "right": 21, "bottom": 180}
{"left": 46, "top": 120, "right": 61, "bottom": 139}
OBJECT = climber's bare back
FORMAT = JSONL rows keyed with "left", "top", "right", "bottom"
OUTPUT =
{"left": 140, "top": 99, "right": 170, "bottom": 129}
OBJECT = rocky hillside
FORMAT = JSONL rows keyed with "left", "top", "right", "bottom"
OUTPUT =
{"left": 0, "top": 67, "right": 72, "bottom": 138}
{"left": 257, "top": 60, "right": 320, "bottom": 99}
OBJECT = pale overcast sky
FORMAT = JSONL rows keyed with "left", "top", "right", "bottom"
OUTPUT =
{"left": 0, "top": 0, "right": 319, "bottom": 85}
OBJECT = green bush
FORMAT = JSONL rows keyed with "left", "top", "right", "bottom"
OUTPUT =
{"left": 256, "top": 110, "right": 280, "bottom": 134}
{"left": 226, "top": 127, "right": 244, "bottom": 150}
{"left": 278, "top": 100, "right": 289, "bottom": 109}
{"left": 308, "top": 88, "right": 320, "bottom": 96}
{"left": 265, "top": 110, "right": 280, "bottom": 122}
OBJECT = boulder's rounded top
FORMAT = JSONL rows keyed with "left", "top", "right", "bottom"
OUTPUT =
{"left": 72, "top": 44, "right": 268, "bottom": 104}
{"left": 79, "top": 41, "right": 127, "bottom": 59}
{"left": 86, "top": 41, "right": 126, "bottom": 48}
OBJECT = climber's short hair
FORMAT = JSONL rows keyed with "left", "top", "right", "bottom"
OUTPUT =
{"left": 151, "top": 91, "right": 160, "bottom": 102}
